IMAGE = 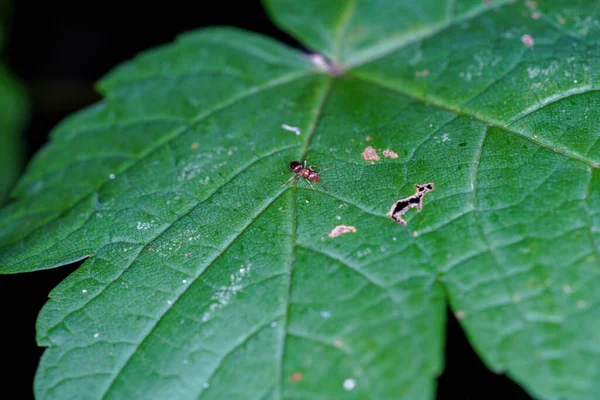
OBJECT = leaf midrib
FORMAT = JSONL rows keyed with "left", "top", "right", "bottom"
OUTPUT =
{"left": 275, "top": 77, "right": 333, "bottom": 400}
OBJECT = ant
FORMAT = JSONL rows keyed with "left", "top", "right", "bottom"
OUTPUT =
{"left": 282, "top": 160, "right": 334, "bottom": 191}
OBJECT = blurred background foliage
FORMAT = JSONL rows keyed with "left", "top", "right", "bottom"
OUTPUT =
{"left": 0, "top": 0, "right": 27, "bottom": 204}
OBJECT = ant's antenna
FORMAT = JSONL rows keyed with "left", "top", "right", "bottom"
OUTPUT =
{"left": 318, "top": 166, "right": 335, "bottom": 173}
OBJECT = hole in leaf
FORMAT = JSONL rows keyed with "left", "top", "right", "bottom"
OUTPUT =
{"left": 436, "top": 307, "right": 533, "bottom": 399}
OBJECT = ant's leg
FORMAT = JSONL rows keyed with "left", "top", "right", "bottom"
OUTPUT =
{"left": 281, "top": 175, "right": 297, "bottom": 187}
{"left": 315, "top": 181, "right": 328, "bottom": 191}
{"left": 306, "top": 180, "right": 316, "bottom": 190}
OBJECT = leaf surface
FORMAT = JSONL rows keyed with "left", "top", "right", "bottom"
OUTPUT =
{"left": 2, "top": 1, "right": 600, "bottom": 399}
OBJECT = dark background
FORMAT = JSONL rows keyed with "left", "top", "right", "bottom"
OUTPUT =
{"left": 0, "top": 1, "right": 533, "bottom": 399}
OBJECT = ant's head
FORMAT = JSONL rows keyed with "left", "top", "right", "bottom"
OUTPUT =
{"left": 414, "top": 183, "right": 434, "bottom": 193}
{"left": 290, "top": 161, "right": 303, "bottom": 173}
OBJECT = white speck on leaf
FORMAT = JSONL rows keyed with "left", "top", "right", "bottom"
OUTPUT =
{"left": 343, "top": 378, "right": 357, "bottom": 391}
{"left": 527, "top": 61, "right": 559, "bottom": 84}
{"left": 202, "top": 264, "right": 252, "bottom": 322}
{"left": 82, "top": 289, "right": 88, "bottom": 294}
{"left": 137, "top": 220, "right": 155, "bottom": 230}
{"left": 271, "top": 321, "right": 277, "bottom": 327}
{"left": 281, "top": 124, "right": 301, "bottom": 135}
{"left": 459, "top": 71, "right": 472, "bottom": 81}
{"left": 320, "top": 310, "right": 332, "bottom": 319}
{"left": 357, "top": 248, "right": 372, "bottom": 258}
{"left": 442, "top": 133, "right": 450, "bottom": 142}
{"left": 109, "top": 173, "right": 116, "bottom": 180}
{"left": 93, "top": 332, "right": 100, "bottom": 338}
{"left": 178, "top": 163, "right": 204, "bottom": 182}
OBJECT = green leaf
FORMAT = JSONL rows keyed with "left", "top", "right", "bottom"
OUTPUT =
{"left": 1, "top": 1, "right": 600, "bottom": 399}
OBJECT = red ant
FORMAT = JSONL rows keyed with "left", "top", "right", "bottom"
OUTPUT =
{"left": 282, "top": 160, "right": 334, "bottom": 191}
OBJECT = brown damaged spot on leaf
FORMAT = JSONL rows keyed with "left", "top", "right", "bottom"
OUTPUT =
{"left": 362, "top": 146, "right": 380, "bottom": 161}
{"left": 328, "top": 225, "right": 357, "bottom": 238}
{"left": 366, "top": 136, "right": 373, "bottom": 142}
{"left": 383, "top": 149, "right": 399, "bottom": 159}
{"left": 290, "top": 372, "right": 304, "bottom": 383}
{"left": 415, "top": 69, "right": 430, "bottom": 77}
{"left": 191, "top": 142, "right": 199, "bottom": 150}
